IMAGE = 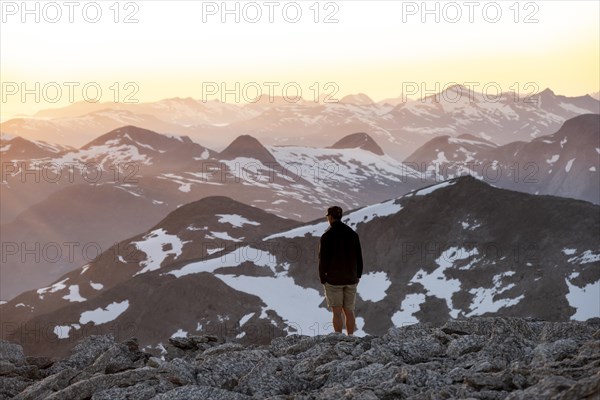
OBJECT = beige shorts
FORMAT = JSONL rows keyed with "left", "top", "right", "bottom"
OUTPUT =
{"left": 323, "top": 282, "right": 358, "bottom": 311}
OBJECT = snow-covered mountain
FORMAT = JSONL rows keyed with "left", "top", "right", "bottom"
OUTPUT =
{"left": 0, "top": 109, "right": 197, "bottom": 148}
{"left": 3, "top": 176, "right": 598, "bottom": 357}
{"left": 0, "top": 134, "right": 73, "bottom": 160}
{"left": 1, "top": 196, "right": 299, "bottom": 333}
{"left": 1, "top": 128, "right": 426, "bottom": 300}
{"left": 404, "top": 114, "right": 600, "bottom": 204}
{"left": 3, "top": 87, "right": 598, "bottom": 159}
{"left": 391, "top": 87, "right": 599, "bottom": 146}
{"left": 1, "top": 126, "right": 213, "bottom": 222}
{"left": 191, "top": 87, "right": 600, "bottom": 160}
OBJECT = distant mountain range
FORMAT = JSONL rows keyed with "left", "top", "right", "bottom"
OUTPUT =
{"left": 2, "top": 176, "right": 598, "bottom": 358}
{"left": 405, "top": 114, "right": 600, "bottom": 204}
{"left": 1, "top": 128, "right": 426, "bottom": 299}
{"left": 2, "top": 112, "right": 599, "bottom": 301}
{"left": 2, "top": 87, "right": 598, "bottom": 160}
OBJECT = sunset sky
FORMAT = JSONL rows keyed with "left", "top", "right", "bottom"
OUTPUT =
{"left": 1, "top": 0, "right": 598, "bottom": 120}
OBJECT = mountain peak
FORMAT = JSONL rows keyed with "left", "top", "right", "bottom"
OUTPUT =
{"left": 149, "top": 195, "right": 299, "bottom": 236}
{"left": 540, "top": 88, "right": 555, "bottom": 96}
{"left": 329, "top": 132, "right": 385, "bottom": 155}
{"left": 81, "top": 125, "right": 163, "bottom": 148}
{"left": 81, "top": 125, "right": 198, "bottom": 149}
{"left": 219, "top": 135, "right": 278, "bottom": 165}
{"left": 443, "top": 84, "right": 467, "bottom": 93}
{"left": 0, "top": 135, "right": 73, "bottom": 158}
{"left": 340, "top": 93, "right": 374, "bottom": 106}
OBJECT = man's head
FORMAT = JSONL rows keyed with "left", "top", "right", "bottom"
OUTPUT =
{"left": 326, "top": 206, "right": 343, "bottom": 224}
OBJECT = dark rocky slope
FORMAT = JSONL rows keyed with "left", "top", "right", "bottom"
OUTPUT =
{"left": 1, "top": 317, "right": 598, "bottom": 399}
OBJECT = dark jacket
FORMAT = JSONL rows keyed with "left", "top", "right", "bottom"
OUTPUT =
{"left": 319, "top": 220, "right": 363, "bottom": 285}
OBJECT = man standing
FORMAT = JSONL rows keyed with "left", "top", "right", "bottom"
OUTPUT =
{"left": 319, "top": 206, "right": 363, "bottom": 335}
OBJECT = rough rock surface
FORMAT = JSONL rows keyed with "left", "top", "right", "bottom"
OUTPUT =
{"left": 1, "top": 317, "right": 598, "bottom": 399}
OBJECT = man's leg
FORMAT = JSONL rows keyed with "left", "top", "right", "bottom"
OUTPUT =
{"left": 342, "top": 308, "right": 355, "bottom": 335}
{"left": 342, "top": 283, "right": 358, "bottom": 335}
{"left": 324, "top": 283, "right": 345, "bottom": 333}
{"left": 332, "top": 306, "right": 344, "bottom": 333}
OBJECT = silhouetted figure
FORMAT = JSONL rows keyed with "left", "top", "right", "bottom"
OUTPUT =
{"left": 319, "top": 206, "right": 363, "bottom": 335}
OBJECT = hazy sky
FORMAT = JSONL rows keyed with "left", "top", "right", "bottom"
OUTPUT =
{"left": 1, "top": 0, "right": 598, "bottom": 119}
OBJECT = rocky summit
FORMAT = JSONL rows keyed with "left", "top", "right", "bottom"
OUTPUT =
{"left": 1, "top": 317, "right": 598, "bottom": 399}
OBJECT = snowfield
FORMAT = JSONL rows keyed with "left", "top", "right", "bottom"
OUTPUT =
{"left": 79, "top": 300, "right": 130, "bottom": 325}
{"left": 133, "top": 229, "right": 187, "bottom": 275}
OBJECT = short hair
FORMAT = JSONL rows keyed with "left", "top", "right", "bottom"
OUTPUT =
{"left": 326, "top": 206, "right": 343, "bottom": 220}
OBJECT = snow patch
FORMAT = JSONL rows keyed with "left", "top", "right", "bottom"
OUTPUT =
{"left": 357, "top": 271, "right": 391, "bottom": 302}
{"left": 343, "top": 199, "right": 403, "bottom": 228}
{"left": 566, "top": 275, "right": 600, "bottom": 320}
{"left": 79, "top": 300, "right": 129, "bottom": 325}
{"left": 391, "top": 293, "right": 427, "bottom": 326}
{"left": 133, "top": 229, "right": 187, "bottom": 275}
{"left": 414, "top": 180, "right": 457, "bottom": 196}
{"left": 264, "top": 221, "right": 329, "bottom": 240}
{"left": 206, "top": 247, "right": 224, "bottom": 255}
{"left": 239, "top": 313, "right": 254, "bottom": 326}
{"left": 565, "top": 158, "right": 575, "bottom": 173}
{"left": 466, "top": 272, "right": 523, "bottom": 316}
{"left": 559, "top": 102, "right": 593, "bottom": 114}
{"left": 62, "top": 285, "right": 86, "bottom": 302}
{"left": 169, "top": 245, "right": 365, "bottom": 336}
{"left": 169, "top": 246, "right": 276, "bottom": 278}
{"left": 266, "top": 198, "right": 402, "bottom": 240}
{"left": 460, "top": 220, "right": 482, "bottom": 231}
{"left": 53, "top": 325, "right": 73, "bottom": 339}
{"left": 216, "top": 214, "right": 260, "bottom": 228}
{"left": 568, "top": 250, "right": 600, "bottom": 264}
{"left": 171, "top": 329, "right": 188, "bottom": 338}
{"left": 37, "top": 278, "right": 69, "bottom": 299}
{"left": 408, "top": 247, "right": 470, "bottom": 318}
{"left": 90, "top": 282, "right": 104, "bottom": 290}
{"left": 217, "top": 274, "right": 365, "bottom": 336}
{"left": 206, "top": 231, "right": 243, "bottom": 242}
{"left": 546, "top": 154, "right": 560, "bottom": 164}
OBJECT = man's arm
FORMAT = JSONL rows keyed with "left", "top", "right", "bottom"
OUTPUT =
{"left": 318, "top": 236, "right": 328, "bottom": 284}
{"left": 356, "top": 234, "right": 363, "bottom": 279}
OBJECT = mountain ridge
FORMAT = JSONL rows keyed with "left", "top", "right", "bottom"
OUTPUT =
{"left": 3, "top": 176, "right": 598, "bottom": 359}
